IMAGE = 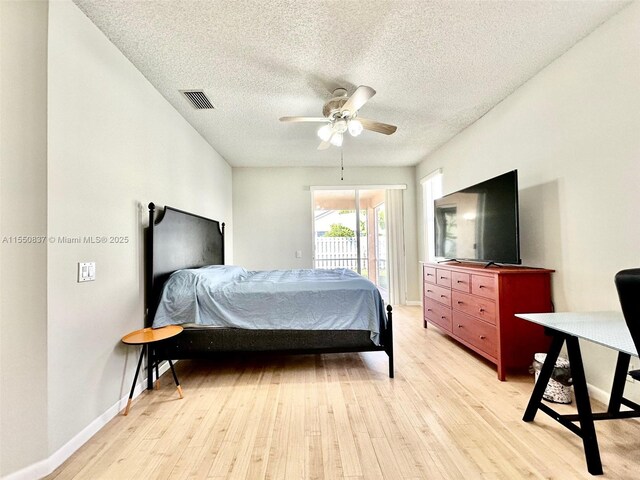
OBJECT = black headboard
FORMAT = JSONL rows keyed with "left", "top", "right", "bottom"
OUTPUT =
{"left": 145, "top": 203, "right": 225, "bottom": 327}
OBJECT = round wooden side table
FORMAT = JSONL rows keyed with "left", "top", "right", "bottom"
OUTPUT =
{"left": 121, "top": 325, "right": 184, "bottom": 415}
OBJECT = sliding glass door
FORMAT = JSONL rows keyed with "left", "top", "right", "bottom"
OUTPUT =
{"left": 312, "top": 188, "right": 387, "bottom": 300}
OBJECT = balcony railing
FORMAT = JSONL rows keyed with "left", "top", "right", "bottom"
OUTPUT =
{"left": 314, "top": 237, "right": 367, "bottom": 269}
{"left": 314, "top": 238, "right": 386, "bottom": 269}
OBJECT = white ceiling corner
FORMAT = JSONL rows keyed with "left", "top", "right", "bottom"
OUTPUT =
{"left": 72, "top": 0, "right": 628, "bottom": 168}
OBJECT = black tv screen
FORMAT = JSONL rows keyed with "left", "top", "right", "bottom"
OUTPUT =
{"left": 434, "top": 170, "right": 520, "bottom": 264}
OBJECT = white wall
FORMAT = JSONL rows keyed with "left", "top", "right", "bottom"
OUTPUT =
{"left": 45, "top": 0, "right": 232, "bottom": 455}
{"left": 416, "top": 2, "right": 640, "bottom": 398}
{"left": 233, "top": 167, "right": 419, "bottom": 302}
{"left": 1, "top": 1, "right": 233, "bottom": 476}
{"left": 0, "top": 1, "right": 49, "bottom": 475}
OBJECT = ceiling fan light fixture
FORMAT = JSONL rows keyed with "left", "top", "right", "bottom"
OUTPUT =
{"left": 317, "top": 124, "right": 333, "bottom": 142}
{"left": 334, "top": 119, "right": 348, "bottom": 134}
{"left": 330, "top": 132, "right": 343, "bottom": 147}
{"left": 281, "top": 85, "right": 397, "bottom": 148}
{"left": 348, "top": 119, "right": 363, "bottom": 137}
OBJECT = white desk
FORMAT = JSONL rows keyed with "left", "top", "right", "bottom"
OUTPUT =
{"left": 516, "top": 311, "right": 640, "bottom": 476}
{"left": 517, "top": 312, "right": 637, "bottom": 356}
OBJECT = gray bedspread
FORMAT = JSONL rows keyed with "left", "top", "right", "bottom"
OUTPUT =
{"left": 152, "top": 266, "right": 387, "bottom": 345}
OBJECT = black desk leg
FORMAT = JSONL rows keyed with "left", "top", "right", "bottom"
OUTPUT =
{"left": 167, "top": 359, "right": 184, "bottom": 399}
{"left": 124, "top": 347, "right": 145, "bottom": 416}
{"left": 607, "top": 352, "right": 630, "bottom": 414}
{"left": 523, "top": 334, "right": 564, "bottom": 422}
{"left": 565, "top": 335, "right": 603, "bottom": 475}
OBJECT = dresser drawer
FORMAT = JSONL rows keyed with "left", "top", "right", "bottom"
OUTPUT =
{"left": 452, "top": 290, "right": 496, "bottom": 325}
{"left": 424, "top": 266, "right": 437, "bottom": 284}
{"left": 424, "top": 283, "right": 452, "bottom": 307}
{"left": 436, "top": 269, "right": 452, "bottom": 288}
{"left": 471, "top": 274, "right": 497, "bottom": 299}
{"left": 452, "top": 271, "right": 470, "bottom": 292}
{"left": 424, "top": 300, "right": 452, "bottom": 332}
{"left": 452, "top": 311, "right": 497, "bottom": 358}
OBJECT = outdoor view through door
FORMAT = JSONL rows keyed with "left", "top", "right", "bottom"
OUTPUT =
{"left": 313, "top": 189, "right": 388, "bottom": 302}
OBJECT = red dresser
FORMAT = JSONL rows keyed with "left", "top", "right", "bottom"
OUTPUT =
{"left": 423, "top": 262, "right": 554, "bottom": 380}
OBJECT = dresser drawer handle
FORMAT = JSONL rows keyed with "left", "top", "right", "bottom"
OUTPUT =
{"left": 440, "top": 276, "right": 447, "bottom": 279}
{"left": 426, "top": 273, "right": 433, "bottom": 276}
{"left": 427, "top": 308, "right": 432, "bottom": 312}
{"left": 456, "top": 280, "right": 463, "bottom": 283}
{"left": 479, "top": 335, "right": 486, "bottom": 340}
{"left": 457, "top": 301, "right": 463, "bottom": 305}
{"left": 427, "top": 289, "right": 433, "bottom": 293}
{"left": 457, "top": 324, "right": 462, "bottom": 328}
{"left": 479, "top": 285, "right": 486, "bottom": 289}
{"left": 441, "top": 316, "right": 446, "bottom": 320}
{"left": 440, "top": 295, "right": 446, "bottom": 298}
{"left": 479, "top": 308, "right": 485, "bottom": 313}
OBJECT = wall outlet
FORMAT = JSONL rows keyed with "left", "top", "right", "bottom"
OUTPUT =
{"left": 78, "top": 262, "right": 96, "bottom": 282}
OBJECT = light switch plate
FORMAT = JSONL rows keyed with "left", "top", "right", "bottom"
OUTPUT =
{"left": 78, "top": 262, "right": 96, "bottom": 282}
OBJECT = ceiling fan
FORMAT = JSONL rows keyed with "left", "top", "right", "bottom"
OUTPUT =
{"left": 279, "top": 85, "right": 397, "bottom": 150}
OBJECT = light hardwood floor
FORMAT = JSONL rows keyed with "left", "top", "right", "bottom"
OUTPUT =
{"left": 47, "top": 306, "right": 639, "bottom": 479}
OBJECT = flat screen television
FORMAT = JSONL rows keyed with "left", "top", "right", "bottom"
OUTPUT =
{"left": 434, "top": 170, "right": 521, "bottom": 265}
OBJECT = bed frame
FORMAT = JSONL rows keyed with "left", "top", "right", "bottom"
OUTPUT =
{"left": 145, "top": 203, "right": 394, "bottom": 390}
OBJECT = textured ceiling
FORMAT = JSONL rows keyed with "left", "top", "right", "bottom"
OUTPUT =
{"left": 73, "top": 0, "right": 627, "bottom": 167}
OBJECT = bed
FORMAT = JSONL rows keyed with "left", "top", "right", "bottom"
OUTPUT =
{"left": 145, "top": 203, "right": 394, "bottom": 390}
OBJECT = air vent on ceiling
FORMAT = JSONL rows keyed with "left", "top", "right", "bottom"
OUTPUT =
{"left": 180, "top": 90, "right": 215, "bottom": 110}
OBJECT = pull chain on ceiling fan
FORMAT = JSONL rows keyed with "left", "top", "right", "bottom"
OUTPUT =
{"left": 280, "top": 85, "right": 397, "bottom": 150}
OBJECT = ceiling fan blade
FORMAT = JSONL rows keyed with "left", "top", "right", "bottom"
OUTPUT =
{"left": 358, "top": 117, "right": 397, "bottom": 135}
{"left": 279, "top": 116, "right": 329, "bottom": 123}
{"left": 341, "top": 85, "right": 376, "bottom": 114}
{"left": 317, "top": 139, "right": 331, "bottom": 150}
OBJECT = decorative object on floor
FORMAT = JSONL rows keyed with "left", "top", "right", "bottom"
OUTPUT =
{"left": 531, "top": 353, "right": 572, "bottom": 404}
{"left": 279, "top": 85, "right": 397, "bottom": 150}
{"left": 121, "top": 325, "right": 184, "bottom": 415}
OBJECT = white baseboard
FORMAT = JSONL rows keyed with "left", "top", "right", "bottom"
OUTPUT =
{"left": 587, "top": 382, "right": 611, "bottom": 405}
{"left": 1, "top": 458, "right": 50, "bottom": 480}
{"left": 405, "top": 300, "right": 422, "bottom": 306}
{"left": 2, "top": 361, "right": 173, "bottom": 480}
